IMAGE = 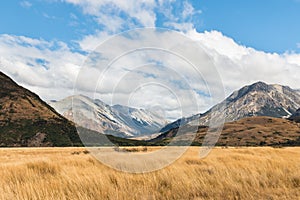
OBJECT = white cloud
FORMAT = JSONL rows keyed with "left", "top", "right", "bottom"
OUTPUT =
{"left": 78, "top": 31, "right": 111, "bottom": 52}
{"left": 159, "top": 1, "right": 202, "bottom": 32}
{"left": 0, "top": 34, "right": 85, "bottom": 100}
{"left": 63, "top": 0, "right": 201, "bottom": 34}
{"left": 164, "top": 22, "right": 194, "bottom": 33}
{"left": 20, "top": 1, "right": 32, "bottom": 8}
{"left": 182, "top": 1, "right": 201, "bottom": 19}
{"left": 285, "top": 53, "right": 300, "bottom": 66}
{"left": 182, "top": 1, "right": 194, "bottom": 19}
{"left": 186, "top": 29, "right": 300, "bottom": 95}
{"left": 73, "top": 29, "right": 226, "bottom": 120}
{"left": 188, "top": 30, "right": 251, "bottom": 60}
{"left": 63, "top": 0, "right": 157, "bottom": 32}
{"left": 42, "top": 12, "right": 57, "bottom": 20}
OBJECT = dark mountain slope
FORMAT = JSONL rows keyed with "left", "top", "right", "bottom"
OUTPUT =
{"left": 0, "top": 72, "right": 82, "bottom": 147}
{"left": 290, "top": 108, "right": 300, "bottom": 123}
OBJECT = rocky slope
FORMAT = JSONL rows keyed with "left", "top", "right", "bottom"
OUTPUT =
{"left": 200, "top": 81, "right": 300, "bottom": 123}
{"left": 50, "top": 95, "right": 167, "bottom": 138}
{"left": 0, "top": 72, "right": 82, "bottom": 147}
{"left": 160, "top": 81, "right": 300, "bottom": 133}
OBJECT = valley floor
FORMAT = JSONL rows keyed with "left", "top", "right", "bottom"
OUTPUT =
{"left": 0, "top": 147, "right": 299, "bottom": 200}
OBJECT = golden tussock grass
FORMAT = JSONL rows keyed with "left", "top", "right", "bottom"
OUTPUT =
{"left": 0, "top": 147, "right": 299, "bottom": 200}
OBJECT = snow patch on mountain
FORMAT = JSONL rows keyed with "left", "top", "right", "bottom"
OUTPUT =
{"left": 49, "top": 95, "right": 168, "bottom": 138}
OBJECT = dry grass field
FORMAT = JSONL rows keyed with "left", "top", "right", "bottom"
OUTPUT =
{"left": 0, "top": 147, "right": 299, "bottom": 200}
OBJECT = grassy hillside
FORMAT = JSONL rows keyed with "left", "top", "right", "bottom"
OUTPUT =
{"left": 0, "top": 71, "right": 82, "bottom": 147}
{"left": 153, "top": 116, "right": 300, "bottom": 147}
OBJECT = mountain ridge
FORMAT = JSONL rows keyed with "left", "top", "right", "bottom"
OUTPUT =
{"left": 49, "top": 95, "right": 168, "bottom": 138}
{"left": 1, "top": 70, "right": 299, "bottom": 147}
{"left": 159, "top": 81, "right": 300, "bottom": 133}
{"left": 0, "top": 71, "right": 82, "bottom": 147}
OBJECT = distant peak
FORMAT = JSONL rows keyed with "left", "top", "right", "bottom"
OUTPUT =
{"left": 247, "top": 81, "right": 270, "bottom": 91}
{"left": 227, "top": 81, "right": 271, "bottom": 102}
{"left": 69, "top": 94, "right": 92, "bottom": 100}
{"left": 250, "top": 81, "right": 268, "bottom": 87}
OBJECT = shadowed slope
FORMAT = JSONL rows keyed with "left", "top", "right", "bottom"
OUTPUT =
{"left": 0, "top": 72, "right": 82, "bottom": 147}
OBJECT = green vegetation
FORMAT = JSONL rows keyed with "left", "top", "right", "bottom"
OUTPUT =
{"left": 0, "top": 119, "right": 82, "bottom": 147}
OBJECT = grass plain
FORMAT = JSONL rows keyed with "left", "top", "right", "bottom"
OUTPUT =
{"left": 0, "top": 147, "right": 299, "bottom": 200}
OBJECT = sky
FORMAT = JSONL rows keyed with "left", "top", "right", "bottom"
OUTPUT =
{"left": 0, "top": 0, "right": 300, "bottom": 120}
{"left": 2, "top": 0, "right": 300, "bottom": 53}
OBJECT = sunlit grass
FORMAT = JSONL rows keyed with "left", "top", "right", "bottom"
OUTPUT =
{"left": 0, "top": 147, "right": 299, "bottom": 200}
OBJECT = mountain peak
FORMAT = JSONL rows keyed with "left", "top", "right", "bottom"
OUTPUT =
{"left": 251, "top": 81, "right": 267, "bottom": 85}
{"left": 248, "top": 81, "right": 271, "bottom": 92}
{"left": 226, "top": 81, "right": 269, "bottom": 103}
{"left": 250, "top": 81, "right": 268, "bottom": 87}
{"left": 217, "top": 81, "right": 300, "bottom": 121}
{"left": 159, "top": 81, "right": 300, "bottom": 133}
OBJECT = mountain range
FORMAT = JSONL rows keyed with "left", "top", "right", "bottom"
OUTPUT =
{"left": 49, "top": 95, "right": 167, "bottom": 138}
{"left": 0, "top": 71, "right": 299, "bottom": 147}
{"left": 159, "top": 81, "right": 300, "bottom": 133}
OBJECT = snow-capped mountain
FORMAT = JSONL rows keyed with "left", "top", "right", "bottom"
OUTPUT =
{"left": 159, "top": 81, "right": 300, "bottom": 132}
{"left": 49, "top": 95, "right": 168, "bottom": 138}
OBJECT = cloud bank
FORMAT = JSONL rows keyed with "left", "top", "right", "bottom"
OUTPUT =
{"left": 0, "top": 0, "right": 300, "bottom": 120}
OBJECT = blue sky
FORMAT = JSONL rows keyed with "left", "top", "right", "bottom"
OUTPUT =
{"left": 0, "top": 0, "right": 94, "bottom": 48}
{"left": 196, "top": 0, "right": 300, "bottom": 53}
{"left": 1, "top": 0, "right": 300, "bottom": 53}
{"left": 0, "top": 0, "right": 300, "bottom": 119}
